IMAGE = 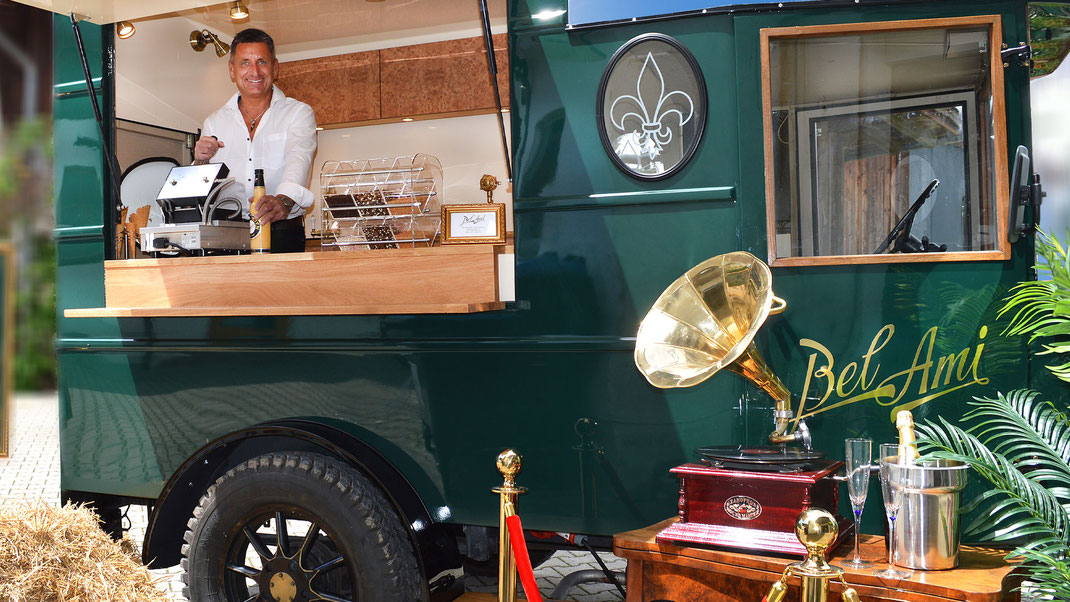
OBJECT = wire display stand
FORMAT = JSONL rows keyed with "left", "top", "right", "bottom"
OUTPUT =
{"left": 320, "top": 154, "right": 443, "bottom": 250}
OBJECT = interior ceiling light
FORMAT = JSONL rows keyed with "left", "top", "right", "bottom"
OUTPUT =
{"left": 229, "top": 1, "right": 249, "bottom": 19}
{"left": 116, "top": 21, "right": 135, "bottom": 39}
{"left": 190, "top": 29, "right": 231, "bottom": 58}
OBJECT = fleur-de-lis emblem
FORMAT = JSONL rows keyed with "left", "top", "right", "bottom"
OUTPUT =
{"left": 610, "top": 51, "right": 695, "bottom": 170}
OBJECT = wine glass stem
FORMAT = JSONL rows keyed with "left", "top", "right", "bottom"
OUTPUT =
{"left": 853, "top": 509, "right": 862, "bottom": 562}
{"left": 887, "top": 515, "right": 897, "bottom": 572}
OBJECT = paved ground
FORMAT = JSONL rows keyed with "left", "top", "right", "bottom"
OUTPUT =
{"left": 0, "top": 392, "right": 625, "bottom": 601}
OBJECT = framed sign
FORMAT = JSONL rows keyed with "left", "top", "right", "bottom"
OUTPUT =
{"left": 596, "top": 33, "right": 707, "bottom": 180}
{"left": 441, "top": 204, "right": 506, "bottom": 244}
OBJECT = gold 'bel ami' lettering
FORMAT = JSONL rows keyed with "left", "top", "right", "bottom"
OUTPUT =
{"left": 793, "top": 324, "right": 989, "bottom": 425}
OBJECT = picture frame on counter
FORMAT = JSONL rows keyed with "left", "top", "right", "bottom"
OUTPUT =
{"left": 441, "top": 203, "right": 506, "bottom": 245}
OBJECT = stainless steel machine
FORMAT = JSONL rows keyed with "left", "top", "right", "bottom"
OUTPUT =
{"left": 139, "top": 163, "right": 251, "bottom": 254}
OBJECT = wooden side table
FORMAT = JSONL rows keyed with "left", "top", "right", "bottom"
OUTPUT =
{"left": 614, "top": 519, "right": 1020, "bottom": 602}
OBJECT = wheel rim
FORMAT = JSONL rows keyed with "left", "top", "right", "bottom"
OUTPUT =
{"left": 221, "top": 506, "right": 357, "bottom": 602}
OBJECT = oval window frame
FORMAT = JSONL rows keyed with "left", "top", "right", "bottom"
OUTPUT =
{"left": 595, "top": 33, "right": 708, "bottom": 181}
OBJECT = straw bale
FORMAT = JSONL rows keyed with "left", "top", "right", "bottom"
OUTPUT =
{"left": 0, "top": 500, "right": 169, "bottom": 602}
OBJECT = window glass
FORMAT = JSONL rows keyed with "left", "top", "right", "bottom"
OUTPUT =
{"left": 764, "top": 20, "right": 1008, "bottom": 264}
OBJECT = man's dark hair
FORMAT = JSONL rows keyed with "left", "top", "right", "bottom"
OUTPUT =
{"left": 230, "top": 28, "right": 275, "bottom": 59}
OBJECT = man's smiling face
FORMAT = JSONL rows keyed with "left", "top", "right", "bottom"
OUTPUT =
{"left": 228, "top": 41, "right": 278, "bottom": 101}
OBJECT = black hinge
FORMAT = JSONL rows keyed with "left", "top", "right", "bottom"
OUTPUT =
{"left": 1002, "top": 43, "right": 1032, "bottom": 69}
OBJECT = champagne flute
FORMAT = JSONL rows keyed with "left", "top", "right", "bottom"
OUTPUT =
{"left": 874, "top": 443, "right": 912, "bottom": 579}
{"left": 844, "top": 438, "right": 872, "bottom": 568}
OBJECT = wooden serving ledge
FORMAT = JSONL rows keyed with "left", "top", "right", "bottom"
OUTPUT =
{"left": 65, "top": 245, "right": 507, "bottom": 318}
{"left": 614, "top": 519, "right": 1020, "bottom": 602}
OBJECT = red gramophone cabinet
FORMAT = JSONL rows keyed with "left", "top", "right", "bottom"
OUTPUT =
{"left": 657, "top": 460, "right": 852, "bottom": 557}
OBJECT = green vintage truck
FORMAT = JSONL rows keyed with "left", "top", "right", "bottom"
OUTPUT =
{"left": 25, "top": 0, "right": 1070, "bottom": 598}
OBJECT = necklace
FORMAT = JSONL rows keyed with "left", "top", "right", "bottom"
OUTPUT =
{"left": 239, "top": 99, "right": 267, "bottom": 132}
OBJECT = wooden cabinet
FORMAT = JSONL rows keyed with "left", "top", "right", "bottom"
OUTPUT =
{"left": 276, "top": 34, "right": 509, "bottom": 128}
{"left": 615, "top": 520, "right": 1020, "bottom": 602}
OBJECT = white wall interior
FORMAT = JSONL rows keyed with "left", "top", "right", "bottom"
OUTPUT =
{"left": 115, "top": 15, "right": 235, "bottom": 133}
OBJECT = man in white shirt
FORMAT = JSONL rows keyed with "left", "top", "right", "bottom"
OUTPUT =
{"left": 193, "top": 28, "right": 316, "bottom": 253}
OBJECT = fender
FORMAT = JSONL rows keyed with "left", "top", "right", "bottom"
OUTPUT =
{"left": 142, "top": 419, "right": 460, "bottom": 580}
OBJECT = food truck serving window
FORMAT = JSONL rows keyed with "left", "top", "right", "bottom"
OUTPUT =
{"left": 760, "top": 16, "right": 1010, "bottom": 266}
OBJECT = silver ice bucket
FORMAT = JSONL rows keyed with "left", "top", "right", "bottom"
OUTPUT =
{"left": 894, "top": 459, "right": 969, "bottom": 570}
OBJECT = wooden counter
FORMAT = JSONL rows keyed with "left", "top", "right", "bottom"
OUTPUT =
{"left": 65, "top": 245, "right": 507, "bottom": 317}
{"left": 614, "top": 519, "right": 1020, "bottom": 602}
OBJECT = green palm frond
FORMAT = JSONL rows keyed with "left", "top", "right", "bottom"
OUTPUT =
{"left": 915, "top": 417, "right": 1070, "bottom": 556}
{"left": 1017, "top": 549, "right": 1070, "bottom": 600}
{"left": 962, "top": 391, "right": 1070, "bottom": 497}
{"left": 1000, "top": 230, "right": 1070, "bottom": 383}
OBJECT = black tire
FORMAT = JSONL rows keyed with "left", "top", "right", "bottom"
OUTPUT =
{"left": 182, "top": 451, "right": 425, "bottom": 602}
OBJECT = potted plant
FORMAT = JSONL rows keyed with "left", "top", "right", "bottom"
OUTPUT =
{"left": 916, "top": 230, "right": 1070, "bottom": 599}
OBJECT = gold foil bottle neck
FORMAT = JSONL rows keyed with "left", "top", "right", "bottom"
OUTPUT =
{"left": 896, "top": 410, "right": 919, "bottom": 465}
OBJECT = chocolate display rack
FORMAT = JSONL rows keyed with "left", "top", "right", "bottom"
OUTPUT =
{"left": 320, "top": 154, "right": 443, "bottom": 250}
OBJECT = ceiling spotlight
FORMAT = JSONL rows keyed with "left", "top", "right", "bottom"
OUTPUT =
{"left": 190, "top": 30, "right": 230, "bottom": 58}
{"left": 229, "top": 1, "right": 249, "bottom": 19}
{"left": 116, "top": 21, "right": 135, "bottom": 39}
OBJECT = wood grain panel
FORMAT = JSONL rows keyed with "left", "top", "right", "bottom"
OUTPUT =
{"left": 379, "top": 34, "right": 509, "bottom": 119}
{"left": 88, "top": 246, "right": 502, "bottom": 316}
{"left": 64, "top": 302, "right": 505, "bottom": 317}
{"left": 277, "top": 50, "right": 380, "bottom": 124}
{"left": 615, "top": 519, "right": 1019, "bottom": 602}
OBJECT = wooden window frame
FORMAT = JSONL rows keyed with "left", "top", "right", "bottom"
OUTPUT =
{"left": 760, "top": 15, "right": 1010, "bottom": 267}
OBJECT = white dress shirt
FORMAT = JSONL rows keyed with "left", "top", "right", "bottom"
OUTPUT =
{"left": 201, "top": 84, "right": 317, "bottom": 218}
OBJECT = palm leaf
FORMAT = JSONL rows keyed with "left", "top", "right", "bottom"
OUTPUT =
{"left": 1000, "top": 230, "right": 1070, "bottom": 384}
{"left": 915, "top": 417, "right": 1070, "bottom": 561}
{"left": 962, "top": 391, "right": 1070, "bottom": 498}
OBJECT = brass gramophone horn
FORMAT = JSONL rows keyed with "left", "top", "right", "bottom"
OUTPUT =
{"left": 634, "top": 251, "right": 808, "bottom": 447}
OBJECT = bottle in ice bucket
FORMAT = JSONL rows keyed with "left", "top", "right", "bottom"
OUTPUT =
{"left": 250, "top": 168, "right": 270, "bottom": 253}
{"left": 895, "top": 410, "right": 919, "bottom": 465}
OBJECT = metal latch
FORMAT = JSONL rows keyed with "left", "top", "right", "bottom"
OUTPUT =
{"left": 1002, "top": 43, "right": 1033, "bottom": 69}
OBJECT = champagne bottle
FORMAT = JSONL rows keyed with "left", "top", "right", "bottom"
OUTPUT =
{"left": 895, "top": 410, "right": 919, "bottom": 465}
{"left": 250, "top": 169, "right": 271, "bottom": 253}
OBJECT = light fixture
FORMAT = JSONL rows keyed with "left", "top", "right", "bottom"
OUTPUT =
{"left": 229, "top": 1, "right": 249, "bottom": 20}
{"left": 190, "top": 30, "right": 230, "bottom": 58}
{"left": 116, "top": 21, "right": 135, "bottom": 39}
{"left": 401, "top": 117, "right": 414, "bottom": 122}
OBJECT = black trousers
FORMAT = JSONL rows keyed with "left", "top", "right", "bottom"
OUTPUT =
{"left": 270, "top": 216, "right": 305, "bottom": 253}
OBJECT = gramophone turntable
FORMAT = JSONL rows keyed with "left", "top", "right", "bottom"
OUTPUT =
{"left": 634, "top": 252, "right": 850, "bottom": 557}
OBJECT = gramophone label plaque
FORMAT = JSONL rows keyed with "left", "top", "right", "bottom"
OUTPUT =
{"left": 724, "top": 496, "right": 761, "bottom": 521}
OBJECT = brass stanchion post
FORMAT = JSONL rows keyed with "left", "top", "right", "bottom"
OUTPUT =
{"left": 760, "top": 509, "right": 861, "bottom": 602}
{"left": 493, "top": 449, "right": 527, "bottom": 602}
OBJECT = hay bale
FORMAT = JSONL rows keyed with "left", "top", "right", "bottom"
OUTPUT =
{"left": 0, "top": 500, "right": 169, "bottom": 602}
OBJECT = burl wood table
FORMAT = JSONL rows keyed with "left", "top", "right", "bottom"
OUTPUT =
{"left": 614, "top": 519, "right": 1020, "bottom": 602}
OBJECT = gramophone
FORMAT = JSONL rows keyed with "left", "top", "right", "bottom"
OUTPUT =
{"left": 634, "top": 252, "right": 850, "bottom": 556}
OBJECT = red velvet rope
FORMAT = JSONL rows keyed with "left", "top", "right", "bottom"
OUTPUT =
{"left": 506, "top": 514, "right": 544, "bottom": 602}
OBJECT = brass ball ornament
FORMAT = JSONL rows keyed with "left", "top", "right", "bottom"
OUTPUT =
{"left": 795, "top": 508, "right": 839, "bottom": 553}
{"left": 496, "top": 449, "right": 522, "bottom": 484}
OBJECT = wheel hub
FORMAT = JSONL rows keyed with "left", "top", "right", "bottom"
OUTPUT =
{"left": 269, "top": 571, "right": 297, "bottom": 602}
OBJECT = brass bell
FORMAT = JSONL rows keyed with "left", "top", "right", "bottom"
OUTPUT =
{"left": 841, "top": 587, "right": 861, "bottom": 602}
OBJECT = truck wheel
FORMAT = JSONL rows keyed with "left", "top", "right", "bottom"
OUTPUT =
{"left": 181, "top": 451, "right": 424, "bottom": 602}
